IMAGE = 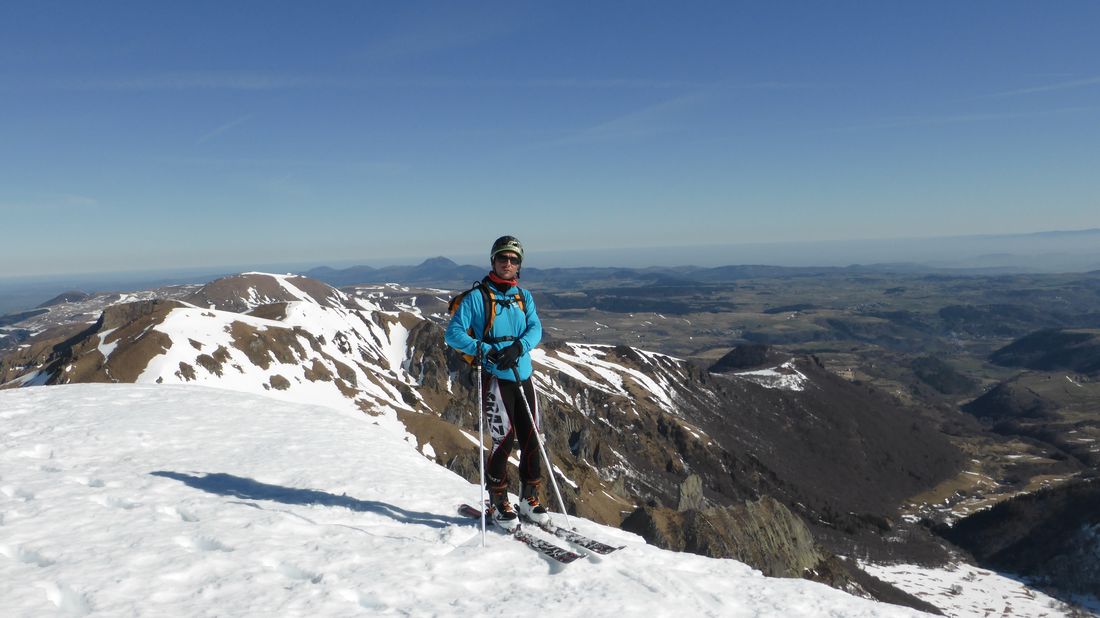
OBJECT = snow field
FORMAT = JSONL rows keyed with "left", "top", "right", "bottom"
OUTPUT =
{"left": 137, "top": 303, "right": 415, "bottom": 415}
{"left": 0, "top": 384, "right": 930, "bottom": 617}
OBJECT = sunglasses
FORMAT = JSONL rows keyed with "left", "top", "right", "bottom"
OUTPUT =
{"left": 494, "top": 254, "right": 521, "bottom": 265}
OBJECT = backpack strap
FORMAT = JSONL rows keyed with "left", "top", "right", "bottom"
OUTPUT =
{"left": 481, "top": 281, "right": 526, "bottom": 339}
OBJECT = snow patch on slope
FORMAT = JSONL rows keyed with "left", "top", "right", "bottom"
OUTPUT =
{"left": 531, "top": 343, "right": 681, "bottom": 414}
{"left": 861, "top": 560, "right": 1093, "bottom": 618}
{"left": 735, "top": 360, "right": 809, "bottom": 392}
{"left": 133, "top": 302, "right": 414, "bottom": 418}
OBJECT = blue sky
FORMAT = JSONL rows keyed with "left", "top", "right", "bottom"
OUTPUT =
{"left": 2, "top": 1, "right": 1099, "bottom": 277}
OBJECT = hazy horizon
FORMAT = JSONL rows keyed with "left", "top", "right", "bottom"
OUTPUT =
{"left": 3, "top": 226, "right": 1098, "bottom": 286}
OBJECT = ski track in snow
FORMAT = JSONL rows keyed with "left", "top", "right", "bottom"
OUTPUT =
{"left": 0, "top": 383, "right": 933, "bottom": 617}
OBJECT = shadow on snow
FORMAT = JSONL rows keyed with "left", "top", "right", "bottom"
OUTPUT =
{"left": 151, "top": 470, "right": 466, "bottom": 528}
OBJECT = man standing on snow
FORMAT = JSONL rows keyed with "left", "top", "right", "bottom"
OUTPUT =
{"left": 445, "top": 236, "right": 548, "bottom": 530}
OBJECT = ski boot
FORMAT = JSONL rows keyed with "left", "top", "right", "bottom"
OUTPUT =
{"left": 518, "top": 481, "right": 551, "bottom": 526}
{"left": 489, "top": 487, "right": 519, "bottom": 532}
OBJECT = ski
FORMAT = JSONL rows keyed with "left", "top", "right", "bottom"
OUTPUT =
{"left": 525, "top": 519, "right": 624, "bottom": 555}
{"left": 458, "top": 504, "right": 586, "bottom": 564}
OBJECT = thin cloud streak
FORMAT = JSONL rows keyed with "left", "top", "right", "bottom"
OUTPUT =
{"left": 833, "top": 106, "right": 1100, "bottom": 131}
{"left": 532, "top": 78, "right": 801, "bottom": 148}
{"left": 545, "top": 92, "right": 710, "bottom": 147}
{"left": 987, "top": 75, "right": 1100, "bottom": 98}
{"left": 36, "top": 72, "right": 809, "bottom": 94}
{"left": 0, "top": 194, "right": 100, "bottom": 212}
{"left": 50, "top": 72, "right": 343, "bottom": 92}
{"left": 197, "top": 115, "right": 253, "bottom": 144}
{"left": 46, "top": 73, "right": 702, "bottom": 92}
{"left": 525, "top": 78, "right": 698, "bottom": 89}
{"left": 535, "top": 78, "right": 799, "bottom": 147}
{"left": 359, "top": 21, "right": 515, "bottom": 62}
{"left": 150, "top": 154, "right": 408, "bottom": 175}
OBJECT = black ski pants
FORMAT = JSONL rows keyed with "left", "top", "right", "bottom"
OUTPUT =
{"left": 482, "top": 373, "right": 541, "bottom": 490}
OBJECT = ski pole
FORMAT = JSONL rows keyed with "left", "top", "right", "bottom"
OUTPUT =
{"left": 476, "top": 349, "right": 487, "bottom": 546}
{"left": 512, "top": 367, "right": 572, "bottom": 529}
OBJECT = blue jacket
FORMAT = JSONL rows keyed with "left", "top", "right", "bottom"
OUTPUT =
{"left": 444, "top": 279, "right": 542, "bottom": 381}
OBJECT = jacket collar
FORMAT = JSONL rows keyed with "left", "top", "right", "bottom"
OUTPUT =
{"left": 486, "top": 271, "right": 518, "bottom": 292}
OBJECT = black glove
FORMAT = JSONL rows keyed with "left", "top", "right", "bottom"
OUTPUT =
{"left": 487, "top": 341, "right": 524, "bottom": 370}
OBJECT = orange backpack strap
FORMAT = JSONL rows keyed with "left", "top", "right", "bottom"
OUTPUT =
{"left": 482, "top": 285, "right": 526, "bottom": 345}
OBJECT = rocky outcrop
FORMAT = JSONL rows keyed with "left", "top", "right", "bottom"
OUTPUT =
{"left": 677, "top": 474, "right": 705, "bottom": 511}
{"left": 622, "top": 496, "right": 823, "bottom": 578}
{"left": 620, "top": 497, "right": 942, "bottom": 613}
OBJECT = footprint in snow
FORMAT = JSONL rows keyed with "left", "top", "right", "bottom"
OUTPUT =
{"left": 69, "top": 476, "right": 106, "bottom": 488}
{"left": 0, "top": 544, "right": 56, "bottom": 568}
{"left": 339, "top": 589, "right": 388, "bottom": 611}
{"left": 278, "top": 563, "right": 324, "bottom": 584}
{"left": 37, "top": 581, "right": 93, "bottom": 616}
{"left": 1, "top": 485, "right": 35, "bottom": 501}
{"left": 157, "top": 505, "right": 199, "bottom": 522}
{"left": 89, "top": 495, "right": 141, "bottom": 510}
{"left": 14, "top": 444, "right": 54, "bottom": 459}
{"left": 175, "top": 535, "right": 233, "bottom": 552}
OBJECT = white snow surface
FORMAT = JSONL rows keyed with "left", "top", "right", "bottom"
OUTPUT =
{"left": 0, "top": 383, "right": 930, "bottom": 617}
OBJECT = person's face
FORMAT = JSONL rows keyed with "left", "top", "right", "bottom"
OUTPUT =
{"left": 493, "top": 251, "right": 521, "bottom": 279}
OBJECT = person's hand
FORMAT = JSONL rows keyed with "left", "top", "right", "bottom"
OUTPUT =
{"left": 488, "top": 341, "right": 523, "bottom": 370}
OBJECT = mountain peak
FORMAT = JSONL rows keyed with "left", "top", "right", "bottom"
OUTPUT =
{"left": 185, "top": 272, "right": 347, "bottom": 313}
{"left": 38, "top": 290, "right": 91, "bottom": 308}
{"left": 418, "top": 256, "right": 459, "bottom": 269}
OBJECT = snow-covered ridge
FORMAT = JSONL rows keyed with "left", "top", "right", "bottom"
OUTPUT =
{"left": 133, "top": 303, "right": 412, "bottom": 417}
{"left": 0, "top": 383, "right": 930, "bottom": 617}
{"left": 532, "top": 343, "right": 686, "bottom": 415}
{"left": 2, "top": 273, "right": 426, "bottom": 423}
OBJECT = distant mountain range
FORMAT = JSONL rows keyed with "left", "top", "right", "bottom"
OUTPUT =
{"left": 513, "top": 228, "right": 1100, "bottom": 272}
{"left": 303, "top": 254, "right": 1100, "bottom": 293}
{"left": 4, "top": 228, "right": 1099, "bottom": 316}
